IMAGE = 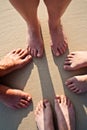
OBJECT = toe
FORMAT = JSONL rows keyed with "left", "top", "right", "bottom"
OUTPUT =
{"left": 65, "top": 78, "right": 74, "bottom": 86}
{"left": 31, "top": 49, "right": 34, "bottom": 57}
{"left": 55, "top": 95, "right": 61, "bottom": 104}
{"left": 15, "top": 48, "right": 22, "bottom": 54}
{"left": 73, "top": 88, "right": 81, "bottom": 94}
{"left": 53, "top": 48, "right": 60, "bottom": 56}
{"left": 9, "top": 49, "right": 16, "bottom": 55}
{"left": 64, "top": 60, "right": 72, "bottom": 65}
{"left": 22, "top": 94, "right": 32, "bottom": 102}
{"left": 37, "top": 48, "right": 43, "bottom": 57}
{"left": 44, "top": 100, "right": 50, "bottom": 108}
{"left": 33, "top": 49, "right": 37, "bottom": 57}
{"left": 27, "top": 47, "right": 31, "bottom": 55}
{"left": 19, "top": 49, "right": 29, "bottom": 58}
{"left": 16, "top": 102, "right": 28, "bottom": 109}
{"left": 22, "top": 55, "right": 32, "bottom": 65}
{"left": 64, "top": 65, "right": 73, "bottom": 70}
{"left": 55, "top": 51, "right": 60, "bottom": 56}
{"left": 61, "top": 95, "right": 66, "bottom": 104}
{"left": 18, "top": 49, "right": 25, "bottom": 56}
{"left": 67, "top": 97, "right": 71, "bottom": 107}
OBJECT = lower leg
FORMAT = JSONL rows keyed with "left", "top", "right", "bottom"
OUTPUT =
{"left": 9, "top": 0, "right": 44, "bottom": 57}
{"left": 44, "top": 0, "right": 71, "bottom": 56}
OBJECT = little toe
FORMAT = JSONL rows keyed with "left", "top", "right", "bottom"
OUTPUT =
{"left": 67, "top": 98, "right": 72, "bottom": 107}
{"left": 60, "top": 43, "right": 67, "bottom": 54}
{"left": 10, "top": 49, "right": 16, "bottom": 54}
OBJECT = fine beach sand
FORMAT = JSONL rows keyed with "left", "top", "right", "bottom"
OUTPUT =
{"left": 0, "top": 0, "right": 87, "bottom": 130}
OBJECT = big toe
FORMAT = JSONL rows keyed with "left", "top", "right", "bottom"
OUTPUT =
{"left": 37, "top": 48, "right": 43, "bottom": 57}
{"left": 51, "top": 46, "right": 60, "bottom": 56}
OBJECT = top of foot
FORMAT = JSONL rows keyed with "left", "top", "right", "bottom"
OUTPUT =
{"left": 0, "top": 48, "right": 32, "bottom": 76}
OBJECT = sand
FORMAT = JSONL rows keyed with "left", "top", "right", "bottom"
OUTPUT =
{"left": 0, "top": 0, "right": 87, "bottom": 130}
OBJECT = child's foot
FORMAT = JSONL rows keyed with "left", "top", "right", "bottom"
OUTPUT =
{"left": 34, "top": 100, "right": 54, "bottom": 130}
{"left": 0, "top": 85, "right": 32, "bottom": 109}
{"left": 64, "top": 51, "right": 87, "bottom": 70}
{"left": 27, "top": 24, "right": 44, "bottom": 58}
{"left": 49, "top": 22, "right": 68, "bottom": 56}
{"left": 55, "top": 95, "right": 75, "bottom": 130}
{"left": 0, "top": 48, "right": 32, "bottom": 77}
{"left": 65, "top": 75, "right": 87, "bottom": 94}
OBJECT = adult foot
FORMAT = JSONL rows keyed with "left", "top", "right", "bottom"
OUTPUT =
{"left": 65, "top": 75, "right": 87, "bottom": 94}
{"left": 0, "top": 84, "right": 32, "bottom": 109}
{"left": 64, "top": 51, "right": 87, "bottom": 70}
{"left": 0, "top": 48, "right": 32, "bottom": 77}
{"left": 55, "top": 95, "right": 75, "bottom": 130}
{"left": 49, "top": 22, "right": 68, "bottom": 56}
{"left": 27, "top": 24, "right": 44, "bottom": 58}
{"left": 34, "top": 100, "right": 54, "bottom": 130}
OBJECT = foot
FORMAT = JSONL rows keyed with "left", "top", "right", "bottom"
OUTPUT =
{"left": 55, "top": 95, "right": 75, "bottom": 130}
{"left": 64, "top": 51, "right": 87, "bottom": 70}
{"left": 34, "top": 100, "right": 54, "bottom": 130}
{"left": 0, "top": 48, "right": 32, "bottom": 77}
{"left": 49, "top": 22, "right": 68, "bottom": 56}
{"left": 27, "top": 24, "right": 44, "bottom": 58}
{"left": 65, "top": 75, "right": 87, "bottom": 94}
{"left": 0, "top": 84, "right": 32, "bottom": 109}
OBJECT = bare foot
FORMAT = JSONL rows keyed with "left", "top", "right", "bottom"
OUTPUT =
{"left": 64, "top": 51, "right": 87, "bottom": 70}
{"left": 49, "top": 22, "right": 68, "bottom": 56}
{"left": 0, "top": 48, "right": 32, "bottom": 77}
{"left": 55, "top": 95, "right": 75, "bottom": 130}
{"left": 44, "top": 0, "right": 69, "bottom": 56}
{"left": 0, "top": 84, "right": 32, "bottom": 109}
{"left": 27, "top": 24, "right": 44, "bottom": 58}
{"left": 65, "top": 75, "right": 87, "bottom": 94}
{"left": 34, "top": 100, "right": 54, "bottom": 130}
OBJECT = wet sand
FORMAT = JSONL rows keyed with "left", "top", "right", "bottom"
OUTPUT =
{"left": 0, "top": 0, "right": 87, "bottom": 130}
